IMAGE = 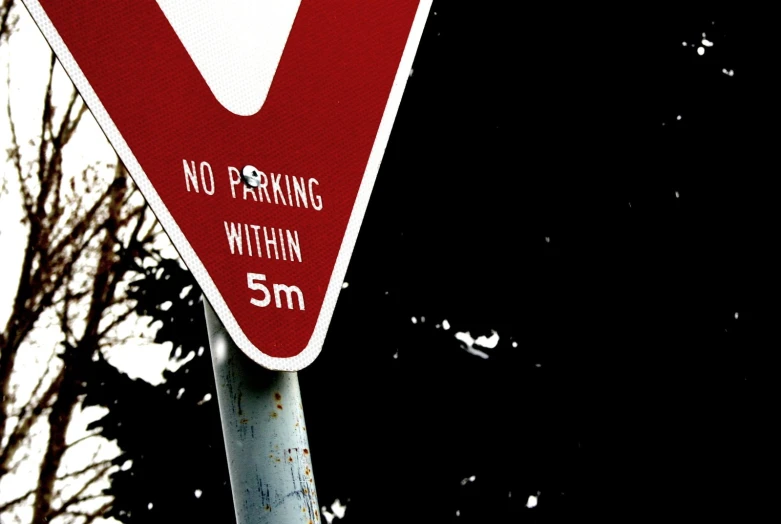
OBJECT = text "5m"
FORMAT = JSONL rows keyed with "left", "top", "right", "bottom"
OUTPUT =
{"left": 247, "top": 272, "right": 305, "bottom": 311}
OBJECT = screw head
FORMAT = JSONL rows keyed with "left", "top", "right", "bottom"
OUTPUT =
{"left": 241, "top": 165, "right": 261, "bottom": 188}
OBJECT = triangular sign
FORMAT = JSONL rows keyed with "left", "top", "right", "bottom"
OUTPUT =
{"left": 22, "top": 0, "right": 433, "bottom": 371}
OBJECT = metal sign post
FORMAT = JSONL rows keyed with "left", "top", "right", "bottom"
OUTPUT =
{"left": 205, "top": 300, "right": 319, "bottom": 524}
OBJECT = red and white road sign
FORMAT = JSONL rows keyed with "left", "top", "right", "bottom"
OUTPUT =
{"left": 22, "top": 0, "right": 432, "bottom": 371}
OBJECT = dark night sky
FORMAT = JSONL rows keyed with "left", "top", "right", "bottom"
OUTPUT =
{"left": 298, "top": 3, "right": 779, "bottom": 522}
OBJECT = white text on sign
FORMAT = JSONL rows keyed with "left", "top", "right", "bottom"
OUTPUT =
{"left": 182, "top": 160, "right": 323, "bottom": 210}
{"left": 181, "top": 159, "right": 322, "bottom": 312}
{"left": 223, "top": 223, "right": 302, "bottom": 262}
{"left": 247, "top": 272, "right": 305, "bottom": 311}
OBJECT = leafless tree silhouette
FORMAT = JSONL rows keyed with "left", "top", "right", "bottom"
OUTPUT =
{"left": 1, "top": 3, "right": 164, "bottom": 522}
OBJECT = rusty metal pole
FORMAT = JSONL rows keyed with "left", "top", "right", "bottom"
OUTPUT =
{"left": 203, "top": 299, "right": 320, "bottom": 524}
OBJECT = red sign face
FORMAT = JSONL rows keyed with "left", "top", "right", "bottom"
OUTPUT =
{"left": 23, "top": 0, "right": 432, "bottom": 370}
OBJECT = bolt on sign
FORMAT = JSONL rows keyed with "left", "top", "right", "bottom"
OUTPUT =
{"left": 22, "top": 0, "right": 433, "bottom": 370}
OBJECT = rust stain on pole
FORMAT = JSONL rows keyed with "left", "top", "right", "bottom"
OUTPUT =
{"left": 204, "top": 300, "right": 319, "bottom": 523}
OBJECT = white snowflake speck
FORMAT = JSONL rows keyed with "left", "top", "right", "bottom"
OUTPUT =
{"left": 197, "top": 393, "right": 212, "bottom": 405}
{"left": 454, "top": 332, "right": 490, "bottom": 359}
{"left": 460, "top": 475, "right": 476, "bottom": 485}
{"left": 331, "top": 499, "right": 346, "bottom": 519}
{"left": 475, "top": 330, "right": 499, "bottom": 349}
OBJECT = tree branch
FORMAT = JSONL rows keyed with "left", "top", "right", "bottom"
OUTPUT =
{"left": 30, "top": 162, "right": 136, "bottom": 524}
{"left": 0, "top": 487, "right": 34, "bottom": 514}
{"left": 67, "top": 499, "right": 113, "bottom": 524}
{"left": 48, "top": 462, "right": 113, "bottom": 520}
{"left": 83, "top": 500, "right": 114, "bottom": 524}
{"left": 0, "top": 0, "right": 17, "bottom": 45}
{"left": 63, "top": 432, "right": 101, "bottom": 453}
{"left": 0, "top": 357, "right": 61, "bottom": 477}
{"left": 57, "top": 458, "right": 113, "bottom": 481}
{"left": 4, "top": 69, "right": 32, "bottom": 217}
{"left": 96, "top": 307, "right": 135, "bottom": 341}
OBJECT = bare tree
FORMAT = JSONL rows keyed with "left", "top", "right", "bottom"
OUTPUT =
{"left": 1, "top": 2, "right": 163, "bottom": 522}
{"left": 0, "top": 0, "right": 16, "bottom": 45}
